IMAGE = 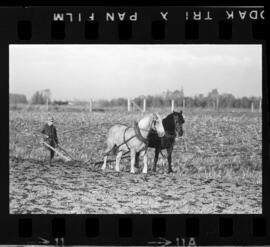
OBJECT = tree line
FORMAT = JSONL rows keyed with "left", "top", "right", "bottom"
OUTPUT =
{"left": 10, "top": 90, "right": 52, "bottom": 105}
{"left": 10, "top": 89, "right": 261, "bottom": 109}
{"left": 97, "top": 89, "right": 261, "bottom": 109}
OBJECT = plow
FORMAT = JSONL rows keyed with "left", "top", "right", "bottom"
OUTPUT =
{"left": 10, "top": 124, "right": 143, "bottom": 169}
{"left": 40, "top": 121, "right": 151, "bottom": 168}
{"left": 12, "top": 126, "right": 186, "bottom": 171}
{"left": 33, "top": 125, "right": 131, "bottom": 167}
{"left": 41, "top": 138, "right": 131, "bottom": 168}
{"left": 11, "top": 111, "right": 186, "bottom": 171}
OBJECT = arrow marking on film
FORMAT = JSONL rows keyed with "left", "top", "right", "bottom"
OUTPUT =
{"left": 38, "top": 236, "right": 50, "bottom": 244}
{"left": 148, "top": 237, "right": 172, "bottom": 246}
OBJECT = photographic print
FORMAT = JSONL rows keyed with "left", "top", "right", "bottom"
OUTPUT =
{"left": 9, "top": 45, "right": 262, "bottom": 214}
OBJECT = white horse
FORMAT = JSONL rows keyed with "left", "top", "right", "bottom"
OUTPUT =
{"left": 102, "top": 113, "right": 165, "bottom": 173}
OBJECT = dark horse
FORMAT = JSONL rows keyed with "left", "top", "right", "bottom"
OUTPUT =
{"left": 147, "top": 111, "right": 185, "bottom": 173}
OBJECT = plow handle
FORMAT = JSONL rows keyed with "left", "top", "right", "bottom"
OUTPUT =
{"left": 42, "top": 141, "right": 71, "bottom": 162}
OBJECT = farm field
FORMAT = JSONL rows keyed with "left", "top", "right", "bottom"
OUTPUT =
{"left": 9, "top": 106, "right": 262, "bottom": 214}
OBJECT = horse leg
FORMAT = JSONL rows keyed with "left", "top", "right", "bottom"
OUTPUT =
{"left": 167, "top": 147, "right": 174, "bottom": 173}
{"left": 102, "top": 147, "right": 112, "bottom": 170}
{"left": 134, "top": 152, "right": 140, "bottom": 168}
{"left": 115, "top": 151, "right": 123, "bottom": 172}
{"left": 130, "top": 150, "right": 136, "bottom": 173}
{"left": 152, "top": 148, "right": 160, "bottom": 172}
{"left": 142, "top": 150, "right": 148, "bottom": 174}
{"left": 101, "top": 156, "right": 107, "bottom": 170}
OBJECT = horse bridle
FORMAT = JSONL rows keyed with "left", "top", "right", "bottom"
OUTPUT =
{"left": 163, "top": 113, "right": 182, "bottom": 138}
{"left": 173, "top": 114, "right": 180, "bottom": 131}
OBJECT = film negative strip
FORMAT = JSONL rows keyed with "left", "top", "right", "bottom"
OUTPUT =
{"left": 1, "top": 3, "right": 269, "bottom": 246}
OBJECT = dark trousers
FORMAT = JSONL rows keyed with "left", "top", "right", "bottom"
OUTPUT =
{"left": 45, "top": 139, "right": 56, "bottom": 162}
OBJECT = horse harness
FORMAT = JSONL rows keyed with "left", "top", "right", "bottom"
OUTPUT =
{"left": 122, "top": 122, "right": 149, "bottom": 152}
{"left": 112, "top": 115, "right": 159, "bottom": 154}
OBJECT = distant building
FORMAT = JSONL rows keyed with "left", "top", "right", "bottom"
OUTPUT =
{"left": 53, "top": 100, "right": 69, "bottom": 105}
{"left": 9, "top": 93, "right": 28, "bottom": 104}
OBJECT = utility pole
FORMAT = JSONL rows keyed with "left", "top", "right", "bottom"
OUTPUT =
{"left": 89, "top": 99, "right": 93, "bottom": 112}
{"left": 128, "top": 98, "right": 131, "bottom": 112}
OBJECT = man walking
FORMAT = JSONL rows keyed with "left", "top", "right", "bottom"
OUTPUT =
{"left": 41, "top": 116, "right": 59, "bottom": 164}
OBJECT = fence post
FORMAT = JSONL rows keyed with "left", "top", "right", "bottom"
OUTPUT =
{"left": 89, "top": 99, "right": 93, "bottom": 112}
{"left": 216, "top": 96, "right": 219, "bottom": 109}
{"left": 143, "top": 99, "right": 146, "bottom": 112}
{"left": 171, "top": 99, "right": 174, "bottom": 112}
{"left": 46, "top": 97, "right": 49, "bottom": 111}
{"left": 183, "top": 98, "right": 185, "bottom": 109}
{"left": 251, "top": 102, "right": 254, "bottom": 112}
{"left": 128, "top": 98, "right": 131, "bottom": 112}
{"left": 259, "top": 98, "right": 262, "bottom": 113}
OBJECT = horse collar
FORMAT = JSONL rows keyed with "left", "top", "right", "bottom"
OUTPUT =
{"left": 134, "top": 121, "right": 149, "bottom": 145}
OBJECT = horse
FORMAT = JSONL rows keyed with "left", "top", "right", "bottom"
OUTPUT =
{"left": 147, "top": 110, "right": 185, "bottom": 173}
{"left": 102, "top": 113, "right": 165, "bottom": 174}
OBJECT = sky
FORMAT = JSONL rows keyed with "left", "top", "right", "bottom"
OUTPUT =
{"left": 9, "top": 44, "right": 262, "bottom": 101}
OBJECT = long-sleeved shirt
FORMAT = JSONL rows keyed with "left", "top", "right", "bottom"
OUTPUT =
{"left": 41, "top": 123, "right": 58, "bottom": 144}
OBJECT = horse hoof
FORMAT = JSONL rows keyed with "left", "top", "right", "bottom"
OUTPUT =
{"left": 168, "top": 169, "right": 174, "bottom": 174}
{"left": 152, "top": 169, "right": 156, "bottom": 172}
{"left": 130, "top": 170, "right": 135, "bottom": 174}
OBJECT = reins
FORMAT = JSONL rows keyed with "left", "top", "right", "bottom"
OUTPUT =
{"left": 112, "top": 122, "right": 149, "bottom": 153}
{"left": 122, "top": 126, "right": 132, "bottom": 152}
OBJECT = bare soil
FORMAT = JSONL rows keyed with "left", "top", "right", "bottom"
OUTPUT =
{"left": 9, "top": 108, "right": 262, "bottom": 214}
{"left": 9, "top": 157, "right": 261, "bottom": 214}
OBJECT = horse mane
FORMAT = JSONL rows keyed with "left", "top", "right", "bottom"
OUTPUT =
{"left": 162, "top": 112, "right": 175, "bottom": 133}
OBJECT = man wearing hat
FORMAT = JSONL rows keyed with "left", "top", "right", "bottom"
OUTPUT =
{"left": 41, "top": 116, "right": 59, "bottom": 164}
